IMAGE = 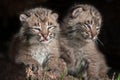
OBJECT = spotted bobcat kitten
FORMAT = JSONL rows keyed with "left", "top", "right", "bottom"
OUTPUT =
{"left": 8, "top": 7, "right": 67, "bottom": 77}
{"left": 60, "top": 4, "right": 109, "bottom": 80}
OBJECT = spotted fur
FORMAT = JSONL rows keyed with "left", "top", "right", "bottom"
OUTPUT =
{"left": 9, "top": 7, "right": 60, "bottom": 72}
{"left": 60, "top": 4, "right": 109, "bottom": 80}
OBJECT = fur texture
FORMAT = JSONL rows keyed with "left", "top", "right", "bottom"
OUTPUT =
{"left": 60, "top": 4, "right": 108, "bottom": 80}
{"left": 9, "top": 7, "right": 61, "bottom": 72}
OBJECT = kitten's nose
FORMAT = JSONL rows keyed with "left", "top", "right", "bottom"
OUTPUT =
{"left": 89, "top": 26, "right": 97, "bottom": 39}
{"left": 41, "top": 33, "right": 48, "bottom": 40}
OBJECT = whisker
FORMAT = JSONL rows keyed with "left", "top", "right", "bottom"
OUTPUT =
{"left": 96, "top": 38, "right": 104, "bottom": 46}
{"left": 94, "top": 39, "right": 99, "bottom": 45}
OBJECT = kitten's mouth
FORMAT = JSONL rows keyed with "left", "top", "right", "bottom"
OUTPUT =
{"left": 43, "top": 38, "right": 48, "bottom": 41}
{"left": 41, "top": 39, "right": 48, "bottom": 42}
{"left": 40, "top": 38, "right": 51, "bottom": 43}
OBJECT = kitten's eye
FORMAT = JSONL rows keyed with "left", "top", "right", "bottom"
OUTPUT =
{"left": 48, "top": 26, "right": 52, "bottom": 29}
{"left": 32, "top": 27, "right": 41, "bottom": 32}
{"left": 47, "top": 22, "right": 55, "bottom": 30}
{"left": 84, "top": 23, "right": 90, "bottom": 28}
{"left": 96, "top": 27, "right": 100, "bottom": 30}
{"left": 81, "top": 23, "right": 90, "bottom": 31}
{"left": 47, "top": 26, "right": 54, "bottom": 30}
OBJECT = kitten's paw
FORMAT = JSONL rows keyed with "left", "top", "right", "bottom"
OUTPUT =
{"left": 44, "top": 57, "right": 67, "bottom": 78}
{"left": 26, "top": 64, "right": 39, "bottom": 72}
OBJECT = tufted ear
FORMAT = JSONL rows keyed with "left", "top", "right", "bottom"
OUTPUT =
{"left": 19, "top": 14, "right": 28, "bottom": 22}
{"left": 72, "top": 7, "right": 83, "bottom": 18}
{"left": 52, "top": 13, "right": 58, "bottom": 20}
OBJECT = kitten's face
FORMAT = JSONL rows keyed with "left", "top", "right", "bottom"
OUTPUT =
{"left": 63, "top": 5, "right": 101, "bottom": 41}
{"left": 20, "top": 9, "right": 59, "bottom": 44}
{"left": 65, "top": 21, "right": 100, "bottom": 41}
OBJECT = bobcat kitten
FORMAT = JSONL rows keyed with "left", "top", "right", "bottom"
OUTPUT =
{"left": 9, "top": 7, "right": 64, "bottom": 74}
{"left": 60, "top": 4, "right": 108, "bottom": 80}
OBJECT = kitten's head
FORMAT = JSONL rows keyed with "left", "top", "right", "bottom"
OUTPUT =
{"left": 62, "top": 4, "right": 102, "bottom": 42}
{"left": 19, "top": 7, "right": 59, "bottom": 44}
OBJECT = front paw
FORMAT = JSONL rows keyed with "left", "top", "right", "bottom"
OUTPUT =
{"left": 26, "top": 63, "right": 40, "bottom": 72}
{"left": 25, "top": 63, "right": 42, "bottom": 80}
{"left": 44, "top": 58, "right": 67, "bottom": 78}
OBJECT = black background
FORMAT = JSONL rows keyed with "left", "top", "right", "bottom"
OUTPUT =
{"left": 0, "top": 0, "right": 120, "bottom": 78}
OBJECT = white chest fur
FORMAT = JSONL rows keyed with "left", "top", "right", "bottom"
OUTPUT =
{"left": 30, "top": 45, "right": 50, "bottom": 65}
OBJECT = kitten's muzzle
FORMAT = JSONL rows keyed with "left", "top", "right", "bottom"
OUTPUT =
{"left": 41, "top": 33, "right": 48, "bottom": 41}
{"left": 86, "top": 25, "right": 97, "bottom": 40}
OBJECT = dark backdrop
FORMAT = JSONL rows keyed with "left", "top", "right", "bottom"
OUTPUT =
{"left": 0, "top": 0, "right": 120, "bottom": 75}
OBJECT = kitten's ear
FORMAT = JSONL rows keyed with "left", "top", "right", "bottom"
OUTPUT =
{"left": 52, "top": 13, "right": 58, "bottom": 20}
{"left": 19, "top": 14, "right": 28, "bottom": 22}
{"left": 71, "top": 7, "right": 83, "bottom": 18}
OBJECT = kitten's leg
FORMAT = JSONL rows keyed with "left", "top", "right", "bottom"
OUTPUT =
{"left": 87, "top": 62, "right": 101, "bottom": 80}
{"left": 99, "top": 61, "right": 110, "bottom": 80}
{"left": 44, "top": 57, "right": 67, "bottom": 79}
{"left": 88, "top": 62, "right": 109, "bottom": 80}
{"left": 15, "top": 53, "right": 42, "bottom": 72}
{"left": 15, "top": 54, "right": 43, "bottom": 80}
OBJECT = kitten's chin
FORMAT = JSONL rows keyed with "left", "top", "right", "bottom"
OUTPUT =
{"left": 40, "top": 39, "right": 52, "bottom": 44}
{"left": 84, "top": 39, "right": 93, "bottom": 43}
{"left": 84, "top": 36, "right": 97, "bottom": 43}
